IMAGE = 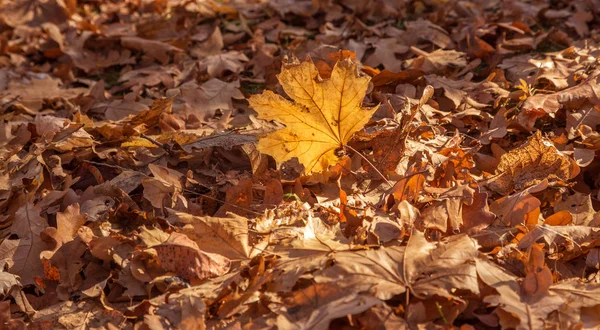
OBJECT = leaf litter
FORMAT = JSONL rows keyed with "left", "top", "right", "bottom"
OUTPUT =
{"left": 1, "top": 0, "right": 600, "bottom": 329}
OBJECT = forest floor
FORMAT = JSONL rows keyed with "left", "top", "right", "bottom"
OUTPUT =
{"left": 1, "top": 0, "right": 600, "bottom": 329}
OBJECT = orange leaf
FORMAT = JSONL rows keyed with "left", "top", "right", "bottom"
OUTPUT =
{"left": 216, "top": 178, "right": 253, "bottom": 217}
{"left": 544, "top": 210, "right": 573, "bottom": 226}
{"left": 524, "top": 207, "right": 540, "bottom": 229}
{"left": 263, "top": 178, "right": 283, "bottom": 206}
{"left": 522, "top": 244, "right": 553, "bottom": 298}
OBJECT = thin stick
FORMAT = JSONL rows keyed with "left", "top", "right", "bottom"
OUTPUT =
{"left": 345, "top": 144, "right": 393, "bottom": 188}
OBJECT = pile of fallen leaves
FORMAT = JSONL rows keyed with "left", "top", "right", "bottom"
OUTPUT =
{"left": 1, "top": 0, "right": 600, "bottom": 329}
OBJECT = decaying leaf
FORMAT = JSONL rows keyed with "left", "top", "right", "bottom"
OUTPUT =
{"left": 249, "top": 57, "right": 378, "bottom": 174}
{"left": 140, "top": 233, "right": 230, "bottom": 281}
{"left": 554, "top": 192, "right": 598, "bottom": 226}
{"left": 488, "top": 132, "right": 572, "bottom": 195}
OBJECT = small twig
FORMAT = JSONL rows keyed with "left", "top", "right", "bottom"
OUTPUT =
{"left": 345, "top": 144, "right": 393, "bottom": 188}
{"left": 140, "top": 134, "right": 172, "bottom": 155}
{"left": 435, "top": 302, "right": 449, "bottom": 325}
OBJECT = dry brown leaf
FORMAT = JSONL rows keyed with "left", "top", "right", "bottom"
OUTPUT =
{"left": 0, "top": 203, "right": 48, "bottom": 286}
{"left": 522, "top": 244, "right": 553, "bottom": 298}
{"left": 364, "top": 38, "right": 409, "bottom": 72}
{"left": 489, "top": 181, "right": 546, "bottom": 227}
{"left": 170, "top": 211, "right": 250, "bottom": 260}
{"left": 180, "top": 79, "right": 244, "bottom": 122}
{"left": 215, "top": 178, "right": 253, "bottom": 217}
{"left": 420, "top": 184, "right": 475, "bottom": 233}
{"left": 200, "top": 51, "right": 248, "bottom": 77}
{"left": 355, "top": 304, "right": 408, "bottom": 330}
{"left": 314, "top": 231, "right": 479, "bottom": 301}
{"left": 517, "top": 225, "right": 600, "bottom": 255}
{"left": 410, "top": 48, "right": 468, "bottom": 75}
{"left": 476, "top": 257, "right": 565, "bottom": 329}
{"left": 487, "top": 132, "right": 571, "bottom": 195}
{"left": 522, "top": 71, "right": 600, "bottom": 115}
{"left": 40, "top": 204, "right": 86, "bottom": 253}
{"left": 128, "top": 96, "right": 174, "bottom": 128}
{"left": 276, "top": 283, "right": 381, "bottom": 330}
{"left": 390, "top": 160, "right": 427, "bottom": 204}
{"left": 148, "top": 232, "right": 230, "bottom": 281}
{"left": 29, "top": 300, "right": 126, "bottom": 329}
{"left": 0, "top": 271, "right": 21, "bottom": 297}
{"left": 404, "top": 19, "right": 453, "bottom": 49}
{"left": 120, "top": 37, "right": 182, "bottom": 64}
{"left": 0, "top": 0, "right": 69, "bottom": 27}
{"left": 142, "top": 164, "right": 186, "bottom": 209}
{"left": 549, "top": 279, "right": 600, "bottom": 328}
{"left": 0, "top": 77, "right": 87, "bottom": 112}
{"left": 462, "top": 190, "right": 496, "bottom": 230}
{"left": 0, "top": 300, "right": 26, "bottom": 330}
{"left": 554, "top": 193, "right": 597, "bottom": 226}
{"left": 263, "top": 178, "right": 284, "bottom": 206}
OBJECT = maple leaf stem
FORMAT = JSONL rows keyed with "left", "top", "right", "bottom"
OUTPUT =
{"left": 344, "top": 145, "right": 392, "bottom": 188}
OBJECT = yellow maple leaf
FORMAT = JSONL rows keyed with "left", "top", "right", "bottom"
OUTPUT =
{"left": 249, "top": 57, "right": 378, "bottom": 174}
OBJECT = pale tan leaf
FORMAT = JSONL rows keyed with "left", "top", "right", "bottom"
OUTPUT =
{"left": 170, "top": 212, "right": 250, "bottom": 260}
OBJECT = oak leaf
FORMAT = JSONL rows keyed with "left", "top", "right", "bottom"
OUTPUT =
{"left": 249, "top": 57, "right": 378, "bottom": 174}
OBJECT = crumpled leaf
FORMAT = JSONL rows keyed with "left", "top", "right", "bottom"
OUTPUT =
{"left": 488, "top": 132, "right": 572, "bottom": 195}
{"left": 0, "top": 301, "right": 26, "bottom": 330}
{"left": 517, "top": 225, "right": 600, "bottom": 257}
{"left": 29, "top": 300, "right": 126, "bottom": 329}
{"left": 249, "top": 57, "right": 378, "bottom": 174}
{"left": 0, "top": 0, "right": 69, "bottom": 27}
{"left": 549, "top": 279, "right": 600, "bottom": 328}
{"left": 0, "top": 77, "right": 87, "bottom": 112}
{"left": 142, "top": 164, "right": 187, "bottom": 209}
{"left": 420, "top": 184, "right": 475, "bottom": 233}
